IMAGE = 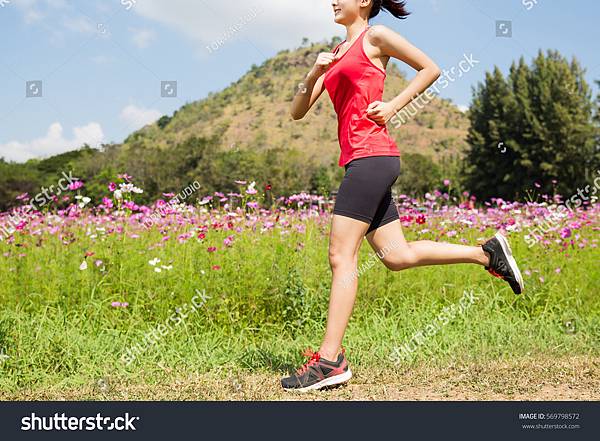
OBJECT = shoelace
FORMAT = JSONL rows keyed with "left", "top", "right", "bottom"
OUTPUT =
{"left": 296, "top": 348, "right": 321, "bottom": 375}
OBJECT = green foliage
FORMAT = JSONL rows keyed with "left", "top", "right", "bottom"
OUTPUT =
{"left": 464, "top": 50, "right": 599, "bottom": 200}
{"left": 395, "top": 153, "right": 442, "bottom": 196}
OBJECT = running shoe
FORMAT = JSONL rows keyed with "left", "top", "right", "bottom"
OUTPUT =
{"left": 482, "top": 232, "right": 524, "bottom": 294}
{"left": 281, "top": 347, "right": 352, "bottom": 392}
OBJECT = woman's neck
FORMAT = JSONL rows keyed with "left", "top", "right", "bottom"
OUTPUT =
{"left": 344, "top": 20, "right": 369, "bottom": 42}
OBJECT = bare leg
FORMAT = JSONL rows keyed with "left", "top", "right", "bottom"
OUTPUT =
{"left": 365, "top": 219, "right": 490, "bottom": 270}
{"left": 317, "top": 218, "right": 490, "bottom": 362}
{"left": 318, "top": 214, "right": 370, "bottom": 361}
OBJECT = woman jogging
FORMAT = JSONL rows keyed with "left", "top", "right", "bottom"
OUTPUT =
{"left": 283, "top": 0, "right": 524, "bottom": 392}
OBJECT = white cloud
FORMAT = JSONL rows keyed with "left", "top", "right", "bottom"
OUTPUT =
{"left": 0, "top": 122, "right": 104, "bottom": 163}
{"left": 129, "top": 0, "right": 339, "bottom": 50}
{"left": 129, "top": 27, "right": 156, "bottom": 49}
{"left": 457, "top": 104, "right": 469, "bottom": 113}
{"left": 119, "top": 104, "right": 162, "bottom": 130}
{"left": 63, "top": 15, "right": 95, "bottom": 34}
{"left": 12, "top": 0, "right": 66, "bottom": 24}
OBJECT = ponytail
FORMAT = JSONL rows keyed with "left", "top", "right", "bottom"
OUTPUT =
{"left": 369, "top": 0, "right": 410, "bottom": 20}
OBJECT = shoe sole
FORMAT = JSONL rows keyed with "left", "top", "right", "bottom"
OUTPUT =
{"left": 283, "top": 369, "right": 353, "bottom": 393}
{"left": 494, "top": 232, "right": 524, "bottom": 294}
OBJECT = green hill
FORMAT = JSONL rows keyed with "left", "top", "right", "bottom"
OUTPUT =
{"left": 124, "top": 37, "right": 469, "bottom": 165}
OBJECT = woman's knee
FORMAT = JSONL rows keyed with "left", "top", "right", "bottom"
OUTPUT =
{"left": 382, "top": 248, "right": 418, "bottom": 271}
{"left": 328, "top": 246, "right": 357, "bottom": 271}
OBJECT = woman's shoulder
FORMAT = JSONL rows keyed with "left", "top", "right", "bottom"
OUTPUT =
{"left": 366, "top": 24, "right": 402, "bottom": 45}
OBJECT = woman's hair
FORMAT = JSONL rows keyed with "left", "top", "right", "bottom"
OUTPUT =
{"left": 369, "top": 0, "right": 410, "bottom": 20}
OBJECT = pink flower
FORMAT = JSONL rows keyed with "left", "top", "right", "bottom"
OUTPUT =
{"left": 68, "top": 181, "right": 84, "bottom": 191}
{"left": 223, "top": 235, "right": 235, "bottom": 247}
{"left": 108, "top": 182, "right": 117, "bottom": 192}
{"left": 560, "top": 228, "right": 571, "bottom": 239}
{"left": 415, "top": 214, "right": 426, "bottom": 225}
{"left": 95, "top": 260, "right": 103, "bottom": 267}
{"left": 443, "top": 179, "right": 451, "bottom": 186}
{"left": 555, "top": 268, "right": 561, "bottom": 274}
{"left": 198, "top": 232, "right": 206, "bottom": 240}
{"left": 534, "top": 182, "right": 541, "bottom": 188}
{"left": 212, "top": 265, "right": 221, "bottom": 270}
{"left": 16, "top": 193, "right": 29, "bottom": 201}
{"left": 102, "top": 197, "right": 113, "bottom": 208}
{"left": 207, "top": 246, "right": 217, "bottom": 253}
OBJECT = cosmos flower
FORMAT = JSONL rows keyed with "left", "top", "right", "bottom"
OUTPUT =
{"left": 246, "top": 181, "right": 258, "bottom": 195}
{"left": 69, "top": 181, "right": 84, "bottom": 191}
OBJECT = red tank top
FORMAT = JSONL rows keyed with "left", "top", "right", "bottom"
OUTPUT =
{"left": 324, "top": 26, "right": 400, "bottom": 167}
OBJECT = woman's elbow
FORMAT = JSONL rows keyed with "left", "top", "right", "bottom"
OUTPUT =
{"left": 431, "top": 64, "right": 442, "bottom": 80}
{"left": 290, "top": 109, "right": 305, "bottom": 120}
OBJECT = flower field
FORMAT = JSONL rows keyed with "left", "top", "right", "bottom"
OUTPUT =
{"left": 0, "top": 176, "right": 598, "bottom": 400}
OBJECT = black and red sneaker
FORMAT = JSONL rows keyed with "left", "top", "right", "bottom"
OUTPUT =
{"left": 281, "top": 348, "right": 352, "bottom": 392}
{"left": 482, "top": 232, "right": 524, "bottom": 294}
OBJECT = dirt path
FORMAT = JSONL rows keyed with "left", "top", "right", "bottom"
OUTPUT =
{"left": 4, "top": 356, "right": 599, "bottom": 401}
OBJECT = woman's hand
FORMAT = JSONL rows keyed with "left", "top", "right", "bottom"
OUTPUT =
{"left": 309, "top": 52, "right": 337, "bottom": 78}
{"left": 366, "top": 101, "right": 396, "bottom": 125}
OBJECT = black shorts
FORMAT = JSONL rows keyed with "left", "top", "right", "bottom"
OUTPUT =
{"left": 333, "top": 155, "right": 401, "bottom": 234}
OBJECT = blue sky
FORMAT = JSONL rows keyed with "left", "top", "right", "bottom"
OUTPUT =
{"left": 1, "top": 0, "right": 599, "bottom": 162}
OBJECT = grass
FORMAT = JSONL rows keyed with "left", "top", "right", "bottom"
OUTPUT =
{"left": 0, "top": 216, "right": 598, "bottom": 400}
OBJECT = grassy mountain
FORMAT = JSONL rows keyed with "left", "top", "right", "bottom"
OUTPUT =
{"left": 124, "top": 37, "right": 469, "bottom": 165}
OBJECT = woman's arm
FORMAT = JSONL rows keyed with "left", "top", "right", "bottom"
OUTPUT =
{"left": 365, "top": 25, "right": 442, "bottom": 125}
{"left": 290, "top": 52, "right": 337, "bottom": 120}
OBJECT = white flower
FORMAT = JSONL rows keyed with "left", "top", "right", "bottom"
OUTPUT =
{"left": 79, "top": 260, "right": 88, "bottom": 271}
{"left": 154, "top": 267, "right": 162, "bottom": 273}
{"left": 114, "top": 189, "right": 123, "bottom": 200}
{"left": 161, "top": 265, "right": 173, "bottom": 271}
{"left": 78, "top": 196, "right": 91, "bottom": 208}
{"left": 120, "top": 183, "right": 133, "bottom": 193}
{"left": 131, "top": 186, "right": 144, "bottom": 194}
{"left": 148, "top": 258, "right": 161, "bottom": 266}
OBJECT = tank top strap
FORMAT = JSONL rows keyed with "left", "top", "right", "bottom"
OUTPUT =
{"left": 331, "top": 26, "right": 370, "bottom": 56}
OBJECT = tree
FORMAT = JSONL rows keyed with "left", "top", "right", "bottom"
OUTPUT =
{"left": 394, "top": 153, "right": 442, "bottom": 197}
{"left": 464, "top": 50, "right": 598, "bottom": 200}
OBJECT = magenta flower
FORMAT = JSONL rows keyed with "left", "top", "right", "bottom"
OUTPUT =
{"left": 207, "top": 246, "right": 217, "bottom": 253}
{"left": 443, "top": 179, "right": 451, "bottom": 186}
{"left": 212, "top": 265, "right": 221, "bottom": 270}
{"left": 560, "top": 228, "right": 572, "bottom": 239}
{"left": 102, "top": 197, "right": 113, "bottom": 208}
{"left": 16, "top": 193, "right": 29, "bottom": 201}
{"left": 68, "top": 181, "right": 84, "bottom": 191}
{"left": 108, "top": 182, "right": 117, "bottom": 192}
